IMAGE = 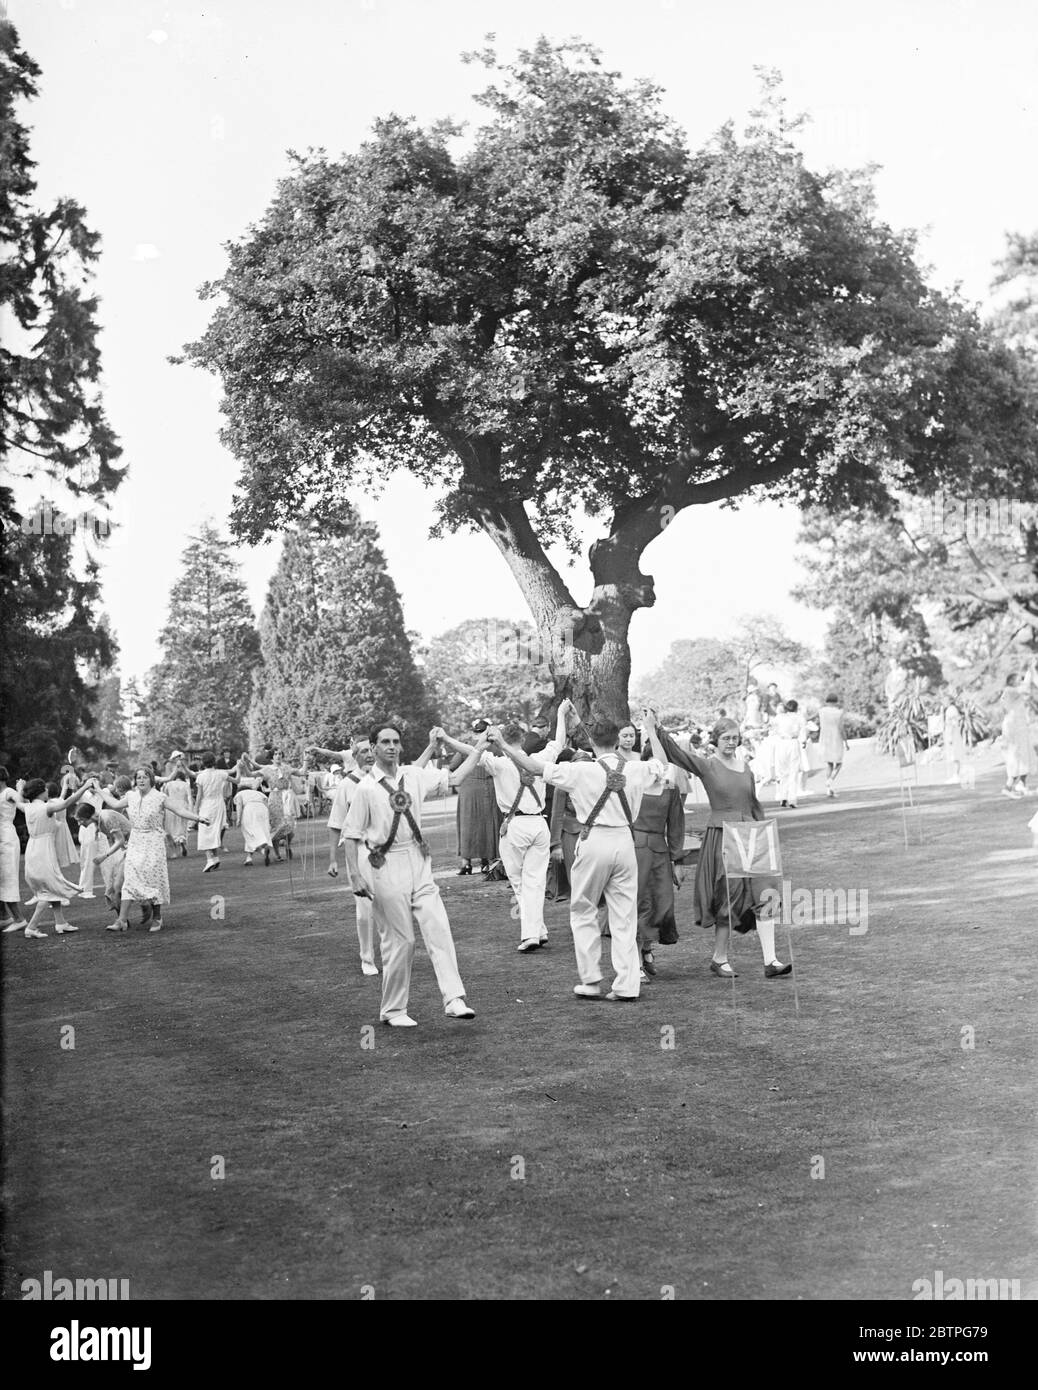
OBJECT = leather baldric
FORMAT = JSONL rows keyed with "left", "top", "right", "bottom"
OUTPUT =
{"left": 368, "top": 776, "right": 428, "bottom": 867}
{"left": 346, "top": 772, "right": 360, "bottom": 785}
{"left": 580, "top": 756, "right": 635, "bottom": 840}
{"left": 500, "top": 770, "right": 542, "bottom": 837}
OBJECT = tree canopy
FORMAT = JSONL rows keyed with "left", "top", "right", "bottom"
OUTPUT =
{"left": 421, "top": 616, "right": 554, "bottom": 733}
{"left": 181, "top": 39, "right": 1038, "bottom": 720}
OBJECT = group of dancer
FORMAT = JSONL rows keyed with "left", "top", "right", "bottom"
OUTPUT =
{"left": 300, "top": 701, "right": 793, "bottom": 1027}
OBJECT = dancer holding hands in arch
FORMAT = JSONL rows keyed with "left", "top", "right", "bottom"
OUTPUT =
{"left": 490, "top": 699, "right": 667, "bottom": 1002}
{"left": 643, "top": 708, "right": 791, "bottom": 980}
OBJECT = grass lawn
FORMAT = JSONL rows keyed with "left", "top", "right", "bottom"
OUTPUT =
{"left": 2, "top": 751, "right": 1036, "bottom": 1301}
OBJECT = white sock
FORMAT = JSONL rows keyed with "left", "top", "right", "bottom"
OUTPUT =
{"left": 756, "top": 916, "right": 779, "bottom": 964}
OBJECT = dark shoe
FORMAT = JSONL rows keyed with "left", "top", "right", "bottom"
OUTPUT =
{"left": 709, "top": 959, "right": 737, "bottom": 978}
{"left": 765, "top": 962, "right": 793, "bottom": 978}
{"left": 642, "top": 951, "right": 657, "bottom": 977}
{"left": 457, "top": 863, "right": 472, "bottom": 876}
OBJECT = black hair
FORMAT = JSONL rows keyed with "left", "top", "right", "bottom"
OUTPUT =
{"left": 23, "top": 777, "right": 47, "bottom": 801}
{"left": 588, "top": 719, "right": 619, "bottom": 749}
{"left": 785, "top": 699, "right": 799, "bottom": 713}
{"left": 501, "top": 722, "right": 525, "bottom": 745}
{"left": 76, "top": 802, "right": 97, "bottom": 822}
{"left": 201, "top": 752, "right": 216, "bottom": 768}
{"left": 369, "top": 721, "right": 404, "bottom": 745}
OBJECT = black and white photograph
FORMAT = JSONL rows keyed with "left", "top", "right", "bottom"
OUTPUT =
{"left": 1, "top": 0, "right": 1035, "bottom": 1353}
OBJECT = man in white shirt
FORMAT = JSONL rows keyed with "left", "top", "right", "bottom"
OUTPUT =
{"left": 342, "top": 722, "right": 482, "bottom": 1028}
{"left": 441, "top": 721, "right": 550, "bottom": 953}
{"left": 326, "top": 737, "right": 378, "bottom": 975}
{"left": 490, "top": 700, "right": 666, "bottom": 1001}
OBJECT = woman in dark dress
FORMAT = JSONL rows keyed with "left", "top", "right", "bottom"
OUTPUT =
{"left": 644, "top": 711, "right": 791, "bottom": 980}
{"left": 632, "top": 760, "right": 686, "bottom": 979}
{"left": 451, "top": 718, "right": 501, "bottom": 874}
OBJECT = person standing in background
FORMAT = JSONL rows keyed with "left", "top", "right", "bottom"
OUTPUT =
{"left": 451, "top": 718, "right": 500, "bottom": 874}
{"left": 818, "top": 694, "right": 850, "bottom": 798}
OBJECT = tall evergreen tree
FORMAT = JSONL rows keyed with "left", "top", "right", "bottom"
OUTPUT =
{"left": 0, "top": 501, "right": 116, "bottom": 774}
{"left": 144, "top": 523, "right": 260, "bottom": 753}
{"left": 250, "top": 509, "right": 434, "bottom": 758}
{"left": 0, "top": 24, "right": 124, "bottom": 774}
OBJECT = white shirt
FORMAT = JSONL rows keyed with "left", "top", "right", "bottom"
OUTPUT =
{"left": 341, "top": 765, "right": 450, "bottom": 848}
{"left": 538, "top": 741, "right": 666, "bottom": 827}
{"left": 327, "top": 770, "right": 365, "bottom": 831}
{"left": 479, "top": 750, "right": 545, "bottom": 815}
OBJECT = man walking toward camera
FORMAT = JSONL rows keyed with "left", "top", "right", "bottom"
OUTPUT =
{"left": 342, "top": 723, "right": 482, "bottom": 1028}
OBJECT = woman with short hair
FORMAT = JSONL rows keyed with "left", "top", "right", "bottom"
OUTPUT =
{"left": 102, "top": 767, "right": 209, "bottom": 931}
{"left": 818, "top": 693, "right": 850, "bottom": 798}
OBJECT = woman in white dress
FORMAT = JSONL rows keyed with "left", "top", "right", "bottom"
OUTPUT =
{"left": 999, "top": 665, "right": 1036, "bottom": 797}
{"left": 0, "top": 766, "right": 27, "bottom": 931}
{"left": 18, "top": 776, "right": 97, "bottom": 937}
{"left": 234, "top": 785, "right": 273, "bottom": 866}
{"left": 55, "top": 762, "right": 81, "bottom": 870}
{"left": 102, "top": 768, "right": 210, "bottom": 931}
{"left": 193, "top": 753, "right": 229, "bottom": 872}
{"left": 163, "top": 768, "right": 194, "bottom": 857}
{"left": 943, "top": 696, "right": 966, "bottom": 785}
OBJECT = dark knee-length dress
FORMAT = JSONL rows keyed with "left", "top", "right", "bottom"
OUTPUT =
{"left": 654, "top": 727, "right": 778, "bottom": 932}
{"left": 450, "top": 754, "right": 501, "bottom": 861}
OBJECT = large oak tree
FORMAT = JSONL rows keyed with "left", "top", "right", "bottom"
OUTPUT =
{"left": 181, "top": 41, "right": 1036, "bottom": 721}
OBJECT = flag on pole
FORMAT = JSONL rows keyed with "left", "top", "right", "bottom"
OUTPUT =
{"left": 721, "top": 820, "right": 782, "bottom": 878}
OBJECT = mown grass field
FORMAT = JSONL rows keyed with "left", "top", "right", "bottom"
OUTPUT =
{"left": 2, "top": 751, "right": 1035, "bottom": 1301}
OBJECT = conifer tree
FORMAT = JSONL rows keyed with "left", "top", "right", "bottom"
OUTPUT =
{"left": 144, "top": 523, "right": 260, "bottom": 753}
{"left": 250, "top": 510, "right": 435, "bottom": 758}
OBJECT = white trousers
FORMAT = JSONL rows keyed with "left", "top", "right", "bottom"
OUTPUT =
{"left": 346, "top": 843, "right": 375, "bottom": 965}
{"left": 367, "top": 843, "right": 466, "bottom": 1019}
{"left": 774, "top": 738, "right": 801, "bottom": 805}
{"left": 569, "top": 826, "right": 640, "bottom": 998}
{"left": 499, "top": 815, "right": 550, "bottom": 943}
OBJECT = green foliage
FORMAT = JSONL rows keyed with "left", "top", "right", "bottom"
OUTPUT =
{"left": 144, "top": 523, "right": 260, "bottom": 753}
{"left": 0, "top": 25, "right": 124, "bottom": 775}
{"left": 0, "top": 503, "right": 117, "bottom": 775}
{"left": 421, "top": 617, "right": 553, "bottom": 733}
{"left": 249, "top": 508, "right": 435, "bottom": 759}
{"left": 0, "top": 21, "right": 124, "bottom": 514}
{"left": 633, "top": 638, "right": 744, "bottom": 722}
{"left": 180, "top": 40, "right": 1038, "bottom": 720}
{"left": 875, "top": 689, "right": 929, "bottom": 756}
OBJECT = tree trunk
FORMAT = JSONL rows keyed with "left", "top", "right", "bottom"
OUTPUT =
{"left": 468, "top": 494, "right": 655, "bottom": 727}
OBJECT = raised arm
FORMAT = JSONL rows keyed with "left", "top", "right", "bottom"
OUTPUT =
{"left": 437, "top": 730, "right": 476, "bottom": 756}
{"left": 643, "top": 711, "right": 704, "bottom": 779}
{"left": 447, "top": 733, "right": 488, "bottom": 787}
{"left": 50, "top": 779, "right": 96, "bottom": 814}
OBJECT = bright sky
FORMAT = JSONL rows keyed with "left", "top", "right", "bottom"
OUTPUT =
{"left": 10, "top": 0, "right": 1038, "bottom": 690}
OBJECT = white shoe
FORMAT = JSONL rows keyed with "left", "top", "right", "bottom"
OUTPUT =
{"left": 381, "top": 1014, "right": 418, "bottom": 1028}
{"left": 55, "top": 923, "right": 78, "bottom": 933}
{"left": 444, "top": 998, "right": 476, "bottom": 1019}
{"left": 2, "top": 920, "right": 25, "bottom": 933}
{"left": 639, "top": 969, "right": 650, "bottom": 983}
{"left": 25, "top": 926, "right": 48, "bottom": 938}
{"left": 149, "top": 922, "right": 163, "bottom": 932}
{"left": 78, "top": 892, "right": 96, "bottom": 899}
{"left": 573, "top": 984, "right": 603, "bottom": 999}
{"left": 361, "top": 961, "right": 379, "bottom": 976}
{"left": 517, "top": 939, "right": 539, "bottom": 953}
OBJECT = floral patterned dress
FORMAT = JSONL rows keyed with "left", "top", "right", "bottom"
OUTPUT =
{"left": 123, "top": 789, "right": 170, "bottom": 903}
